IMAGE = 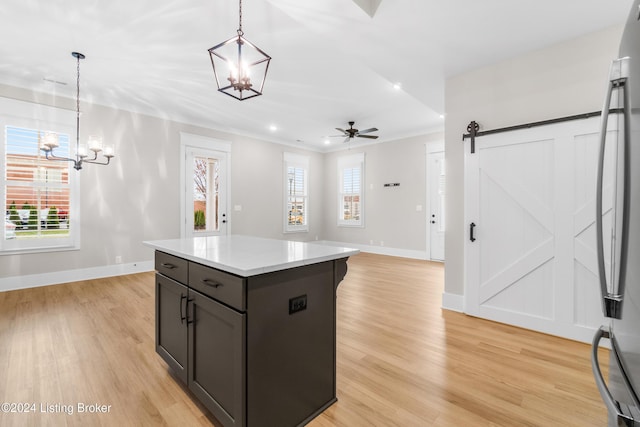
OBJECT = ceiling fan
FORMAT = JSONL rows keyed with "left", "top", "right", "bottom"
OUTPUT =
{"left": 332, "top": 121, "right": 379, "bottom": 143}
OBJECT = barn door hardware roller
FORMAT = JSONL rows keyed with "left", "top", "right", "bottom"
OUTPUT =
{"left": 462, "top": 112, "right": 610, "bottom": 155}
{"left": 463, "top": 121, "right": 480, "bottom": 154}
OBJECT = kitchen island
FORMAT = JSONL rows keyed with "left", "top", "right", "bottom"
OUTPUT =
{"left": 144, "top": 236, "right": 358, "bottom": 427}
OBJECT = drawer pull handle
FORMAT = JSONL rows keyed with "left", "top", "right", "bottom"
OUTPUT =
{"left": 202, "top": 279, "right": 223, "bottom": 288}
{"left": 160, "top": 262, "right": 176, "bottom": 270}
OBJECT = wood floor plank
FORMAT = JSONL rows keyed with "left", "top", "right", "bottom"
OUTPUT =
{"left": 0, "top": 253, "right": 608, "bottom": 426}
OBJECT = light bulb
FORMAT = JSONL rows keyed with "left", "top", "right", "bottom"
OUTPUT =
{"left": 43, "top": 132, "right": 59, "bottom": 149}
{"left": 88, "top": 135, "right": 103, "bottom": 152}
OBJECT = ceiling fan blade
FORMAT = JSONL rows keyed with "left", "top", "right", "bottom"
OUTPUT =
{"left": 357, "top": 134, "right": 378, "bottom": 139}
{"left": 358, "top": 127, "right": 378, "bottom": 134}
{"left": 343, "top": 137, "right": 351, "bottom": 143}
{"left": 335, "top": 128, "right": 347, "bottom": 134}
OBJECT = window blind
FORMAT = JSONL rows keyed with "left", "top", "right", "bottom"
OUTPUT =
{"left": 3, "top": 123, "right": 76, "bottom": 251}
{"left": 284, "top": 153, "right": 309, "bottom": 233}
{"left": 337, "top": 153, "right": 364, "bottom": 227}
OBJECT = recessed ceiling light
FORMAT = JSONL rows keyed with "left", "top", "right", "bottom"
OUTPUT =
{"left": 392, "top": 82, "right": 402, "bottom": 90}
{"left": 439, "top": 114, "right": 445, "bottom": 119}
{"left": 269, "top": 124, "right": 278, "bottom": 131}
{"left": 324, "top": 139, "right": 331, "bottom": 145}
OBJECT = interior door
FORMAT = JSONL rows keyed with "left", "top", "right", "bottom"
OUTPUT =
{"left": 428, "top": 150, "right": 445, "bottom": 261}
{"left": 184, "top": 147, "right": 228, "bottom": 238}
{"left": 464, "top": 116, "right": 610, "bottom": 342}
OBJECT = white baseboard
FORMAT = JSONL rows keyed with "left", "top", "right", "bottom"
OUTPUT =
{"left": 0, "top": 260, "right": 154, "bottom": 292}
{"left": 441, "top": 292, "right": 464, "bottom": 312}
{"left": 316, "top": 240, "right": 428, "bottom": 260}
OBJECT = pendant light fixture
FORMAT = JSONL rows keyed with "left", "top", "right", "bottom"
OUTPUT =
{"left": 40, "top": 52, "right": 114, "bottom": 170}
{"left": 208, "top": 0, "right": 271, "bottom": 100}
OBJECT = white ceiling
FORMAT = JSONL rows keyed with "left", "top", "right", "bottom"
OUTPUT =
{"left": 0, "top": 0, "right": 632, "bottom": 151}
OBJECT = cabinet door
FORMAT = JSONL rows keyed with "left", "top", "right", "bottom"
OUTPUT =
{"left": 188, "top": 289, "right": 245, "bottom": 427}
{"left": 156, "top": 274, "right": 188, "bottom": 383}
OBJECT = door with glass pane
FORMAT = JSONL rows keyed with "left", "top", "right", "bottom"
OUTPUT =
{"left": 428, "top": 150, "right": 445, "bottom": 261}
{"left": 184, "top": 148, "right": 227, "bottom": 237}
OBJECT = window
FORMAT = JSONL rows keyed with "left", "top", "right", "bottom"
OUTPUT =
{"left": 192, "top": 155, "right": 221, "bottom": 233}
{"left": 1, "top": 98, "right": 78, "bottom": 254}
{"left": 338, "top": 153, "right": 364, "bottom": 227}
{"left": 284, "top": 153, "right": 309, "bottom": 233}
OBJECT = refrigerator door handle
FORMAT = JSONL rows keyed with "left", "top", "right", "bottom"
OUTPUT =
{"left": 592, "top": 326, "right": 636, "bottom": 426}
{"left": 596, "top": 57, "right": 631, "bottom": 319}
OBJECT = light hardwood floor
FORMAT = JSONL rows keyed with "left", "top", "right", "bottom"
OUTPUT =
{"left": 0, "top": 253, "right": 608, "bottom": 426}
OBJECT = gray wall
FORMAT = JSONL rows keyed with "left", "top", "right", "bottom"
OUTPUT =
{"left": 0, "top": 83, "right": 439, "bottom": 280}
{"left": 0, "top": 84, "right": 325, "bottom": 279}
{"left": 322, "top": 134, "right": 442, "bottom": 252}
{"left": 443, "top": 25, "right": 623, "bottom": 298}
{"left": 228, "top": 136, "right": 325, "bottom": 241}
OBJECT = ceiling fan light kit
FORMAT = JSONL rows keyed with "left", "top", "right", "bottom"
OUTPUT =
{"left": 208, "top": 0, "right": 271, "bottom": 101}
{"left": 332, "top": 121, "right": 379, "bottom": 143}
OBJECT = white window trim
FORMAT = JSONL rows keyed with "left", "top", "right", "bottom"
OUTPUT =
{"left": 337, "top": 152, "right": 365, "bottom": 228}
{"left": 0, "top": 97, "right": 79, "bottom": 255}
{"left": 283, "top": 152, "right": 309, "bottom": 233}
{"left": 179, "top": 132, "right": 231, "bottom": 238}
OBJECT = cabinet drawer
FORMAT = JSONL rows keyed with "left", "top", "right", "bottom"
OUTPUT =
{"left": 189, "top": 262, "right": 245, "bottom": 311}
{"left": 155, "top": 251, "right": 188, "bottom": 284}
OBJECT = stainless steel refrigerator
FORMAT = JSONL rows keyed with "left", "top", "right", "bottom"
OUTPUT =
{"left": 592, "top": 1, "right": 640, "bottom": 426}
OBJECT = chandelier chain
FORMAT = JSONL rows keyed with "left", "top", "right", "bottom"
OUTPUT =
{"left": 75, "top": 54, "right": 81, "bottom": 152}
{"left": 237, "top": 0, "right": 244, "bottom": 36}
{"left": 41, "top": 52, "right": 113, "bottom": 169}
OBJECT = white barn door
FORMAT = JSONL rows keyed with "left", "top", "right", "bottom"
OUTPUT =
{"left": 464, "top": 116, "right": 612, "bottom": 342}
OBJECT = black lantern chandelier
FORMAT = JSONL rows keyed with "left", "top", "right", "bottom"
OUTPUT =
{"left": 40, "top": 52, "right": 114, "bottom": 170}
{"left": 208, "top": 0, "right": 271, "bottom": 101}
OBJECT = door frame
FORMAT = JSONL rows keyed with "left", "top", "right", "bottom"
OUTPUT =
{"left": 179, "top": 133, "right": 231, "bottom": 238}
{"left": 426, "top": 141, "right": 445, "bottom": 262}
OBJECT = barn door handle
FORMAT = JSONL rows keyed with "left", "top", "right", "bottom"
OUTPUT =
{"left": 469, "top": 222, "right": 476, "bottom": 242}
{"left": 595, "top": 57, "right": 630, "bottom": 320}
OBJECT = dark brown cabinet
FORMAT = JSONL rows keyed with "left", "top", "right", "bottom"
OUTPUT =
{"left": 155, "top": 253, "right": 246, "bottom": 427}
{"left": 155, "top": 274, "right": 188, "bottom": 383}
{"left": 154, "top": 250, "right": 349, "bottom": 427}
{"left": 188, "top": 288, "right": 245, "bottom": 427}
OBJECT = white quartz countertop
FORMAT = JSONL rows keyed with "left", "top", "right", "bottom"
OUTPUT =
{"left": 143, "top": 235, "right": 359, "bottom": 277}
